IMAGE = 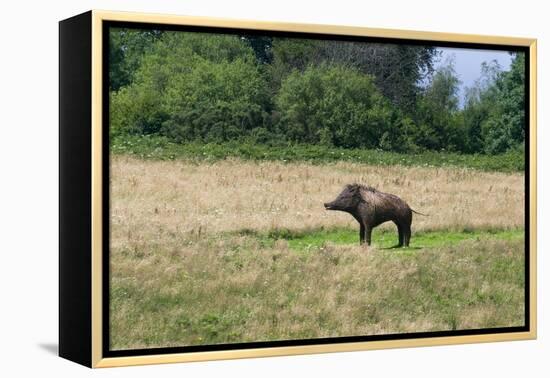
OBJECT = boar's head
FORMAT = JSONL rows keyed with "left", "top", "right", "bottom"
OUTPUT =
{"left": 324, "top": 184, "right": 363, "bottom": 212}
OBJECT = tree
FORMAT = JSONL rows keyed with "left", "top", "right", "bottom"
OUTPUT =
{"left": 109, "top": 27, "right": 525, "bottom": 156}
{"left": 481, "top": 53, "right": 525, "bottom": 153}
{"left": 462, "top": 60, "right": 502, "bottom": 153}
{"left": 109, "top": 28, "right": 163, "bottom": 91}
{"left": 110, "top": 32, "right": 269, "bottom": 142}
{"left": 275, "top": 64, "right": 395, "bottom": 149}
{"left": 415, "top": 59, "right": 464, "bottom": 151}
{"left": 241, "top": 35, "right": 273, "bottom": 64}
{"left": 161, "top": 57, "right": 269, "bottom": 142}
{"left": 269, "top": 38, "right": 439, "bottom": 115}
{"left": 268, "top": 38, "right": 321, "bottom": 91}
{"left": 317, "top": 42, "right": 439, "bottom": 114}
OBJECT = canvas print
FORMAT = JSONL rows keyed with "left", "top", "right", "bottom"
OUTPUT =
{"left": 107, "top": 26, "right": 526, "bottom": 351}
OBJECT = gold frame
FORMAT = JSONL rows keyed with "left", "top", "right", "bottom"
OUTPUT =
{"left": 90, "top": 9, "right": 537, "bottom": 368}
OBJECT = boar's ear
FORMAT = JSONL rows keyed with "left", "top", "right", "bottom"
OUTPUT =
{"left": 343, "top": 184, "right": 354, "bottom": 192}
{"left": 354, "top": 184, "right": 366, "bottom": 197}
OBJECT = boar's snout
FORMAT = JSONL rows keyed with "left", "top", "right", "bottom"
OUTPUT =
{"left": 324, "top": 202, "right": 334, "bottom": 210}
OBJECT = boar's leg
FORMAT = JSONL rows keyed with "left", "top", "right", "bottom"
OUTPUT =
{"left": 403, "top": 223, "right": 411, "bottom": 247}
{"left": 365, "top": 224, "right": 373, "bottom": 246}
{"left": 395, "top": 222, "right": 404, "bottom": 247}
{"left": 359, "top": 223, "right": 366, "bottom": 245}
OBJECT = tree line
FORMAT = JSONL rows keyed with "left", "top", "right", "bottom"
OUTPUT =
{"left": 109, "top": 28, "right": 525, "bottom": 155}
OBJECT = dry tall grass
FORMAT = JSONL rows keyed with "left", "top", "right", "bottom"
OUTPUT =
{"left": 110, "top": 235, "right": 524, "bottom": 350}
{"left": 111, "top": 156, "right": 524, "bottom": 246}
{"left": 109, "top": 156, "right": 525, "bottom": 350}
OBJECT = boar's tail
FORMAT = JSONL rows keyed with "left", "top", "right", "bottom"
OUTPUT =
{"left": 411, "top": 208, "right": 429, "bottom": 216}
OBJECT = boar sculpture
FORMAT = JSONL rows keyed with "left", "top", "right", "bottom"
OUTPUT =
{"left": 324, "top": 183, "right": 426, "bottom": 247}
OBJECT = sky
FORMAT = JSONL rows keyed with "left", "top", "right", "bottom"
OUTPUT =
{"left": 435, "top": 47, "right": 513, "bottom": 107}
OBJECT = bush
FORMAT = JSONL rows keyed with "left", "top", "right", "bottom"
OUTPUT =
{"left": 110, "top": 83, "right": 167, "bottom": 136}
{"left": 110, "top": 135, "right": 525, "bottom": 172}
{"left": 160, "top": 57, "right": 268, "bottom": 143}
{"left": 110, "top": 32, "right": 269, "bottom": 142}
{"left": 274, "top": 64, "right": 395, "bottom": 149}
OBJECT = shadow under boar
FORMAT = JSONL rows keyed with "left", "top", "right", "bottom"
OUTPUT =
{"left": 324, "top": 183, "right": 426, "bottom": 247}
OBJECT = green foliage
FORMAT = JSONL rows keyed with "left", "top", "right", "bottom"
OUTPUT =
{"left": 460, "top": 55, "right": 525, "bottom": 154}
{"left": 110, "top": 135, "right": 525, "bottom": 172}
{"left": 241, "top": 35, "right": 273, "bottom": 64}
{"left": 110, "top": 82, "right": 167, "bottom": 136}
{"left": 110, "top": 32, "right": 269, "bottom": 142}
{"left": 319, "top": 43, "right": 440, "bottom": 114}
{"left": 109, "top": 28, "right": 526, "bottom": 158}
{"left": 268, "top": 38, "right": 321, "bottom": 89}
{"left": 415, "top": 60, "right": 465, "bottom": 151}
{"left": 481, "top": 54, "right": 526, "bottom": 154}
{"left": 275, "top": 65, "right": 395, "bottom": 148}
{"left": 109, "top": 28, "right": 162, "bottom": 91}
{"left": 268, "top": 39, "right": 439, "bottom": 115}
{"left": 160, "top": 57, "right": 268, "bottom": 143}
{"left": 462, "top": 61, "right": 501, "bottom": 153}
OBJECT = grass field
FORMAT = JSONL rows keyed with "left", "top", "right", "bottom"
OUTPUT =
{"left": 109, "top": 155, "right": 525, "bottom": 350}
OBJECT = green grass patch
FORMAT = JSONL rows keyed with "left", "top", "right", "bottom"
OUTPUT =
{"left": 111, "top": 135, "right": 524, "bottom": 172}
{"left": 236, "top": 227, "right": 524, "bottom": 252}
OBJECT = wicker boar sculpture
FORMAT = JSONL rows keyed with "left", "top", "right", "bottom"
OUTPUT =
{"left": 324, "top": 184, "right": 426, "bottom": 247}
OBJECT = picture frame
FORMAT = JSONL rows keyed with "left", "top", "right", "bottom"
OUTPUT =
{"left": 59, "top": 10, "right": 537, "bottom": 368}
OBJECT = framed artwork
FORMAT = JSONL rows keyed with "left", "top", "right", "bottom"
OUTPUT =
{"left": 59, "top": 10, "right": 537, "bottom": 368}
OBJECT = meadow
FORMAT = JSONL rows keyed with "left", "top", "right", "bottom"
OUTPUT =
{"left": 109, "top": 155, "right": 525, "bottom": 350}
